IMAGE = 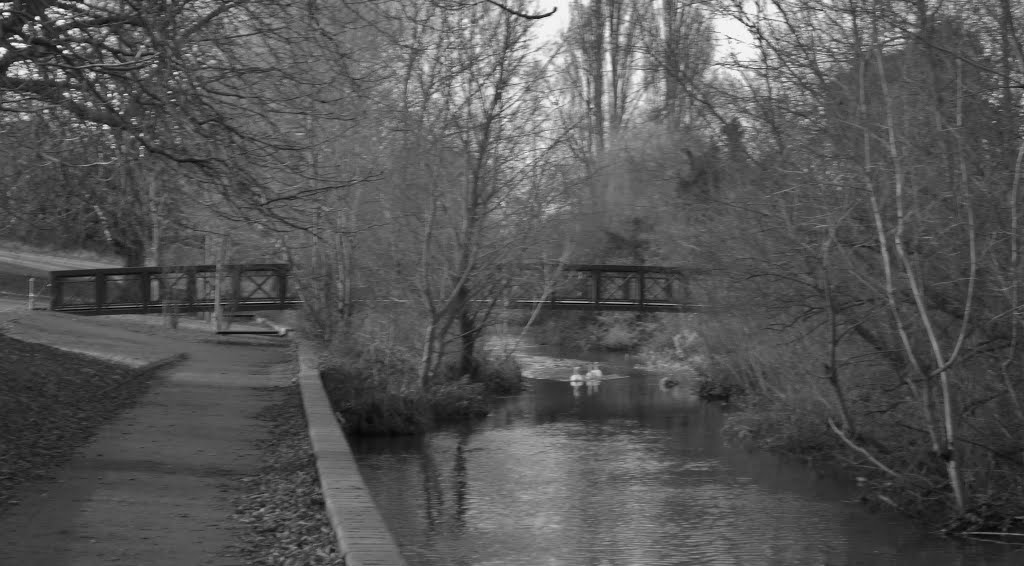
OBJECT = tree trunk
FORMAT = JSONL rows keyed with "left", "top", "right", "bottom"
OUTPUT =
{"left": 457, "top": 285, "right": 479, "bottom": 380}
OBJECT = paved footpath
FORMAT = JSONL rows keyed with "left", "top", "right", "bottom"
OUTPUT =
{"left": 0, "top": 310, "right": 294, "bottom": 566}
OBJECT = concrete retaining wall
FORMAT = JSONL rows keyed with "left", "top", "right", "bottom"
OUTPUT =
{"left": 295, "top": 341, "right": 408, "bottom": 566}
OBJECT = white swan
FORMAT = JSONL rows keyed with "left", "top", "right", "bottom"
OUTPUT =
{"left": 569, "top": 366, "right": 586, "bottom": 384}
{"left": 586, "top": 362, "right": 603, "bottom": 380}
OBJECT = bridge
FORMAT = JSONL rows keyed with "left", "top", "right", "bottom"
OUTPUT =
{"left": 49, "top": 264, "right": 298, "bottom": 315}
{"left": 509, "top": 264, "right": 701, "bottom": 313}
{"left": 48, "top": 263, "right": 702, "bottom": 315}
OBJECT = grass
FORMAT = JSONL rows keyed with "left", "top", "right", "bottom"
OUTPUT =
{"left": 0, "top": 261, "right": 49, "bottom": 298}
{"left": 0, "top": 239, "right": 119, "bottom": 264}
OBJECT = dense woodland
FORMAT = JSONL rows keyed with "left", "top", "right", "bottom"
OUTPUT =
{"left": 3, "top": 0, "right": 1024, "bottom": 533}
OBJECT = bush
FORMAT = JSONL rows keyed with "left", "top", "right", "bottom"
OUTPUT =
{"left": 321, "top": 350, "right": 523, "bottom": 435}
{"left": 530, "top": 311, "right": 665, "bottom": 352}
{"left": 321, "top": 362, "right": 427, "bottom": 436}
{"left": 693, "top": 375, "right": 745, "bottom": 402}
{"left": 425, "top": 379, "right": 489, "bottom": 422}
{"left": 722, "top": 396, "right": 839, "bottom": 458}
{"left": 529, "top": 311, "right": 597, "bottom": 348}
{"left": 473, "top": 356, "right": 525, "bottom": 396}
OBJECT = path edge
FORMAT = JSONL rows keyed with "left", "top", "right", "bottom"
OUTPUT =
{"left": 295, "top": 339, "right": 408, "bottom": 566}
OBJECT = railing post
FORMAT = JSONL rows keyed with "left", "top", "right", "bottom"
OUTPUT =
{"left": 550, "top": 268, "right": 557, "bottom": 307}
{"left": 592, "top": 270, "right": 601, "bottom": 305}
{"left": 51, "top": 275, "right": 62, "bottom": 310}
{"left": 638, "top": 270, "right": 645, "bottom": 308}
{"left": 186, "top": 267, "right": 197, "bottom": 312}
{"left": 95, "top": 273, "right": 107, "bottom": 313}
{"left": 231, "top": 265, "right": 242, "bottom": 308}
{"left": 141, "top": 271, "right": 152, "bottom": 314}
{"left": 278, "top": 268, "right": 288, "bottom": 307}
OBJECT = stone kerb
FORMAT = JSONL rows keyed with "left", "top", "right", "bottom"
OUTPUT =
{"left": 295, "top": 340, "right": 408, "bottom": 566}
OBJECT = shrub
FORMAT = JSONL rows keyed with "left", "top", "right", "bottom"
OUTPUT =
{"left": 425, "top": 379, "right": 489, "bottom": 422}
{"left": 693, "top": 375, "right": 745, "bottom": 402}
{"left": 722, "top": 396, "right": 838, "bottom": 458}
{"left": 528, "top": 311, "right": 597, "bottom": 348}
{"left": 320, "top": 362, "right": 427, "bottom": 436}
{"left": 321, "top": 349, "right": 522, "bottom": 435}
{"left": 474, "top": 356, "right": 525, "bottom": 395}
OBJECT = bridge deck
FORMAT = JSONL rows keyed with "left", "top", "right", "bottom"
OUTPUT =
{"left": 510, "top": 299, "right": 701, "bottom": 313}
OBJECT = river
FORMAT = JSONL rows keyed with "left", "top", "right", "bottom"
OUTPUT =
{"left": 348, "top": 339, "right": 1023, "bottom": 566}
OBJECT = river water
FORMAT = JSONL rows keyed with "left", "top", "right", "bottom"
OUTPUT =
{"left": 348, "top": 340, "right": 1023, "bottom": 566}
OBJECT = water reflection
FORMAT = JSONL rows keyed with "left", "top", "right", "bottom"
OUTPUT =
{"left": 350, "top": 347, "right": 1023, "bottom": 566}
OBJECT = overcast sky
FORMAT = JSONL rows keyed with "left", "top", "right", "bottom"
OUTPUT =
{"left": 532, "top": 1, "right": 757, "bottom": 62}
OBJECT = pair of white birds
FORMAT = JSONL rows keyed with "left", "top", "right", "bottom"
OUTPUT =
{"left": 570, "top": 363, "right": 603, "bottom": 383}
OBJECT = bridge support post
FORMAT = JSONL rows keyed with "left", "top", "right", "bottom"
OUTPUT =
{"left": 638, "top": 272, "right": 645, "bottom": 308}
{"left": 186, "top": 267, "right": 197, "bottom": 312}
{"left": 50, "top": 276, "right": 62, "bottom": 310}
{"left": 95, "top": 273, "right": 106, "bottom": 314}
{"left": 141, "top": 272, "right": 152, "bottom": 314}
{"left": 231, "top": 265, "right": 242, "bottom": 302}
{"left": 278, "top": 268, "right": 288, "bottom": 308}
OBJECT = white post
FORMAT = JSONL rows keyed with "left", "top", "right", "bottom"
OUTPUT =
{"left": 27, "top": 277, "right": 35, "bottom": 310}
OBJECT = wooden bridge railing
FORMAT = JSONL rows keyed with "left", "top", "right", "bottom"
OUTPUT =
{"left": 50, "top": 264, "right": 299, "bottom": 315}
{"left": 49, "top": 263, "right": 702, "bottom": 315}
{"left": 508, "top": 264, "right": 703, "bottom": 313}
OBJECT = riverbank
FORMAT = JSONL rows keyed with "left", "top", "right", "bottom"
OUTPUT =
{"left": 717, "top": 391, "right": 1024, "bottom": 540}
{"left": 635, "top": 313, "right": 1024, "bottom": 541}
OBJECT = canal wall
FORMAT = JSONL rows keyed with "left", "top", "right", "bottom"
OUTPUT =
{"left": 295, "top": 341, "right": 408, "bottom": 566}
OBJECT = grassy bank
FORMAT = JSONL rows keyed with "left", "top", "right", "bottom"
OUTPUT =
{"left": 233, "top": 387, "right": 343, "bottom": 566}
{"left": 679, "top": 314, "right": 1024, "bottom": 540}
{"left": 0, "top": 335, "right": 162, "bottom": 510}
{"left": 591, "top": 309, "right": 1024, "bottom": 540}
{"left": 0, "top": 239, "right": 120, "bottom": 265}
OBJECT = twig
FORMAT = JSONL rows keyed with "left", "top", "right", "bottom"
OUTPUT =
{"left": 828, "top": 417, "right": 901, "bottom": 478}
{"left": 963, "top": 531, "right": 1024, "bottom": 537}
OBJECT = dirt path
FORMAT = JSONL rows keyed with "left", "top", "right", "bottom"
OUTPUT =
{"left": 0, "top": 311, "right": 294, "bottom": 565}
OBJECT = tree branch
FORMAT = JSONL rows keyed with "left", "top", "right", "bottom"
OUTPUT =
{"left": 481, "top": 1, "right": 556, "bottom": 20}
